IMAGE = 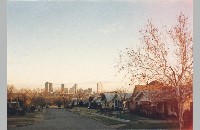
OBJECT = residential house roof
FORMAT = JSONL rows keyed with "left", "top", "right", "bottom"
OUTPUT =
{"left": 133, "top": 89, "right": 177, "bottom": 103}
{"left": 104, "top": 93, "right": 117, "bottom": 102}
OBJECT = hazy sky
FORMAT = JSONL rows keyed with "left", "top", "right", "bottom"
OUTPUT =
{"left": 7, "top": 0, "right": 193, "bottom": 92}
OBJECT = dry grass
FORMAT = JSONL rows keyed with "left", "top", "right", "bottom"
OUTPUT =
{"left": 71, "top": 107, "right": 179, "bottom": 129}
{"left": 7, "top": 111, "right": 44, "bottom": 128}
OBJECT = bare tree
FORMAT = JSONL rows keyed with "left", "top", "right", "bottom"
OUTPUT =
{"left": 7, "top": 84, "right": 17, "bottom": 102}
{"left": 116, "top": 13, "right": 193, "bottom": 129}
{"left": 115, "top": 87, "right": 129, "bottom": 101}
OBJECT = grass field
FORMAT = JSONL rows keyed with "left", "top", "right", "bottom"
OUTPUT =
{"left": 71, "top": 107, "right": 179, "bottom": 129}
{"left": 7, "top": 111, "right": 44, "bottom": 128}
{"left": 119, "top": 122, "right": 179, "bottom": 129}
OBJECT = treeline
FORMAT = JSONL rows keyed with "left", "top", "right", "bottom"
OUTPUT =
{"left": 7, "top": 85, "right": 72, "bottom": 116}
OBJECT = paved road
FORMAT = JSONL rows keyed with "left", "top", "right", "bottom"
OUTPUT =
{"left": 8, "top": 108, "right": 113, "bottom": 130}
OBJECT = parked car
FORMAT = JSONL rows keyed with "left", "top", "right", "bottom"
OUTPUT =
{"left": 88, "top": 102, "right": 97, "bottom": 109}
{"left": 83, "top": 102, "right": 89, "bottom": 107}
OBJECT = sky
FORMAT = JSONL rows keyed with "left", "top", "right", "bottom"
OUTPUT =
{"left": 7, "top": 0, "right": 193, "bottom": 92}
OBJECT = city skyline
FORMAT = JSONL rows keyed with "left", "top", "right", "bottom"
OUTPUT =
{"left": 7, "top": 0, "right": 192, "bottom": 92}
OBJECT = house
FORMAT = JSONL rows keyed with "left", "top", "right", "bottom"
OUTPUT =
{"left": 133, "top": 91, "right": 178, "bottom": 116}
{"left": 99, "top": 92, "right": 132, "bottom": 111}
{"left": 116, "top": 93, "right": 132, "bottom": 110}
{"left": 112, "top": 93, "right": 123, "bottom": 110}
{"left": 131, "top": 81, "right": 179, "bottom": 118}
{"left": 100, "top": 92, "right": 116, "bottom": 109}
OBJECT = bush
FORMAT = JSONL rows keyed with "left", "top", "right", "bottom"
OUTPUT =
{"left": 78, "top": 100, "right": 84, "bottom": 107}
{"left": 83, "top": 102, "right": 89, "bottom": 107}
{"left": 8, "top": 107, "right": 17, "bottom": 116}
{"left": 30, "top": 106, "right": 36, "bottom": 112}
{"left": 88, "top": 102, "right": 97, "bottom": 109}
{"left": 18, "top": 109, "right": 26, "bottom": 116}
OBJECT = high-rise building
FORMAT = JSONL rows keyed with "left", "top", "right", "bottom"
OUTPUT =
{"left": 83, "top": 88, "right": 92, "bottom": 94}
{"left": 45, "top": 82, "right": 49, "bottom": 92}
{"left": 78, "top": 88, "right": 84, "bottom": 93}
{"left": 97, "top": 82, "right": 103, "bottom": 93}
{"left": 64, "top": 88, "right": 68, "bottom": 94}
{"left": 69, "top": 84, "right": 78, "bottom": 94}
{"left": 84, "top": 89, "right": 88, "bottom": 94}
{"left": 69, "top": 88, "right": 73, "bottom": 94}
{"left": 74, "top": 84, "right": 77, "bottom": 94}
{"left": 61, "top": 84, "right": 64, "bottom": 92}
{"left": 49, "top": 83, "right": 53, "bottom": 92}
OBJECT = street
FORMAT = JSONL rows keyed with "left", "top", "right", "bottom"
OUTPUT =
{"left": 8, "top": 108, "right": 113, "bottom": 130}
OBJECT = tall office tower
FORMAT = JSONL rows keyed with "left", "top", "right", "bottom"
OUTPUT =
{"left": 45, "top": 82, "right": 49, "bottom": 92}
{"left": 69, "top": 87, "right": 73, "bottom": 94}
{"left": 69, "top": 84, "right": 78, "bottom": 94}
{"left": 97, "top": 82, "right": 103, "bottom": 93}
{"left": 84, "top": 89, "right": 88, "bottom": 94}
{"left": 78, "top": 88, "right": 84, "bottom": 93}
{"left": 64, "top": 88, "right": 68, "bottom": 94}
{"left": 61, "top": 84, "right": 64, "bottom": 92}
{"left": 49, "top": 83, "right": 53, "bottom": 92}
{"left": 74, "top": 84, "right": 77, "bottom": 94}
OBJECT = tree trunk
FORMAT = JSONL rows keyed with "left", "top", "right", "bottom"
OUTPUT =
{"left": 177, "top": 85, "right": 184, "bottom": 130}
{"left": 178, "top": 101, "right": 184, "bottom": 129}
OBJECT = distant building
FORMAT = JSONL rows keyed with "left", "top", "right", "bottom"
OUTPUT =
{"left": 49, "top": 83, "right": 53, "bottom": 92}
{"left": 64, "top": 88, "right": 68, "bottom": 94}
{"left": 45, "top": 82, "right": 49, "bottom": 92}
{"left": 61, "top": 84, "right": 64, "bottom": 92}
{"left": 78, "top": 88, "right": 84, "bottom": 93}
{"left": 83, "top": 89, "right": 88, "bottom": 94}
{"left": 69, "top": 84, "right": 78, "bottom": 94}
{"left": 82, "top": 88, "right": 92, "bottom": 94}
{"left": 69, "top": 88, "right": 73, "bottom": 94}
{"left": 74, "top": 84, "right": 77, "bottom": 94}
{"left": 97, "top": 82, "right": 103, "bottom": 93}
